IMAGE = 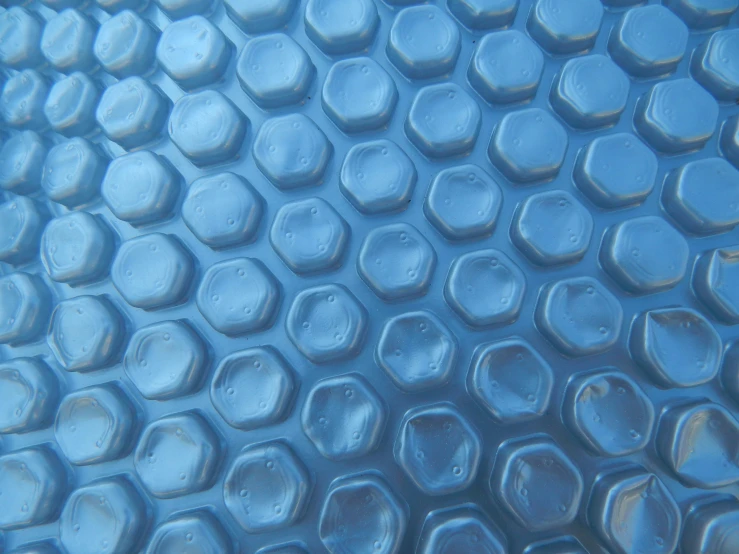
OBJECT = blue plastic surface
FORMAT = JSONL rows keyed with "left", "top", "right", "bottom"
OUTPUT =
{"left": 0, "top": 0, "right": 739, "bottom": 553}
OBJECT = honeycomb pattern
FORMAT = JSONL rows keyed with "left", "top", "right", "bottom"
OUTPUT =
{"left": 0, "top": 1, "right": 738, "bottom": 553}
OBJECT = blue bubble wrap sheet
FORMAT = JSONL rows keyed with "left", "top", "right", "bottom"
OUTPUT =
{"left": 0, "top": 0, "right": 738, "bottom": 552}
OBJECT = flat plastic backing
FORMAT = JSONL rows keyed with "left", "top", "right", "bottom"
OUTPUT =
{"left": 0, "top": 0, "right": 738, "bottom": 553}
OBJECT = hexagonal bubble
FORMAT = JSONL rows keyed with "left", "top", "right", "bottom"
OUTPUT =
{"left": 270, "top": 197, "right": 349, "bottom": 275}
{"left": 237, "top": 33, "right": 314, "bottom": 109}
{"left": 44, "top": 73, "right": 100, "bottom": 138}
{"left": 169, "top": 90, "right": 247, "bottom": 167}
{"left": 112, "top": 233, "right": 193, "bottom": 310}
{"left": 0, "top": 7, "right": 44, "bottom": 69}
{"left": 630, "top": 307, "right": 722, "bottom": 388}
{"left": 253, "top": 113, "right": 332, "bottom": 190}
{"left": 468, "top": 338, "right": 553, "bottom": 425}
{"left": 302, "top": 373, "right": 385, "bottom": 461}
{"left": 286, "top": 283, "right": 367, "bottom": 363}
{"left": 43, "top": 0, "right": 87, "bottom": 7}
{"left": 54, "top": 384, "right": 136, "bottom": 465}
{"left": 512, "top": 191, "right": 593, "bottom": 267}
{"left": 445, "top": 249, "right": 525, "bottom": 327}
{"left": 0, "top": 358, "right": 58, "bottom": 434}
{"left": 657, "top": 399, "right": 739, "bottom": 488}
{"left": 210, "top": 347, "right": 295, "bottom": 430}
{"left": 490, "top": 435, "right": 583, "bottom": 532}
{"left": 41, "top": 9, "right": 97, "bottom": 73}
{"left": 387, "top": 5, "right": 460, "bottom": 80}
{"left": 550, "top": 55, "right": 630, "bottom": 130}
{"left": 48, "top": 295, "right": 126, "bottom": 372}
{"left": 527, "top": 0, "right": 603, "bottom": 55}
{"left": 145, "top": 511, "right": 232, "bottom": 554}
{"left": 95, "top": 0, "right": 147, "bottom": 11}
{"left": 0, "top": 272, "right": 51, "bottom": 346}
{"left": 573, "top": 133, "right": 658, "bottom": 209}
{"left": 0, "top": 131, "right": 48, "bottom": 195}
{"left": 663, "top": 157, "right": 739, "bottom": 235}
{"left": 358, "top": 223, "right": 436, "bottom": 302}
{"left": 42, "top": 138, "right": 107, "bottom": 208}
{"left": 225, "top": 0, "right": 298, "bottom": 34}
{"left": 94, "top": 10, "right": 158, "bottom": 79}
{"left": 417, "top": 505, "right": 506, "bottom": 554}
{"left": 693, "top": 27, "right": 739, "bottom": 97}
{"left": 608, "top": 5, "right": 688, "bottom": 78}
{"left": 406, "top": 83, "right": 481, "bottom": 159}
{"left": 96, "top": 77, "right": 170, "bottom": 150}
{"left": 0, "top": 197, "right": 46, "bottom": 265}
{"left": 156, "top": 15, "right": 231, "bottom": 90}
{"left": 41, "top": 212, "right": 114, "bottom": 285}
{"left": 725, "top": 341, "right": 739, "bottom": 403}
{"left": 124, "top": 320, "right": 207, "bottom": 400}
{"left": 600, "top": 216, "right": 689, "bottom": 294}
{"left": 588, "top": 467, "right": 680, "bottom": 554}
{"left": 535, "top": 277, "right": 623, "bottom": 357}
{"left": 468, "top": 30, "right": 543, "bottom": 105}
{"left": 183, "top": 172, "right": 263, "bottom": 249}
{"left": 223, "top": 441, "right": 311, "bottom": 533}
{"left": 319, "top": 474, "right": 407, "bottom": 554}
{"left": 155, "top": 0, "right": 213, "bottom": 19}
{"left": 196, "top": 257, "right": 281, "bottom": 336}
{"left": 395, "top": 402, "right": 481, "bottom": 496}
{"left": 340, "top": 140, "right": 416, "bottom": 215}
{"left": 664, "top": 0, "right": 738, "bottom": 29}
{"left": 635, "top": 78, "right": 719, "bottom": 154}
{"left": 682, "top": 498, "right": 739, "bottom": 554}
{"left": 488, "top": 108, "right": 568, "bottom": 184}
{"left": 448, "top": 0, "right": 519, "bottom": 30}
{"left": 424, "top": 164, "right": 501, "bottom": 241}
{"left": 695, "top": 246, "right": 739, "bottom": 323}
{"left": 323, "top": 57, "right": 397, "bottom": 134}
{"left": 305, "top": 0, "right": 379, "bottom": 55}
{"left": 602, "top": 0, "right": 651, "bottom": 5}
{"left": 135, "top": 412, "right": 220, "bottom": 498}
{"left": 101, "top": 150, "right": 180, "bottom": 226}
{"left": 0, "top": 70, "right": 49, "bottom": 131}
{"left": 7, "top": 541, "right": 61, "bottom": 554}
{"left": 523, "top": 536, "right": 588, "bottom": 554}
{"left": 563, "top": 369, "right": 654, "bottom": 457}
{"left": 59, "top": 477, "right": 147, "bottom": 554}
{"left": 376, "top": 310, "right": 457, "bottom": 393}
{"left": 721, "top": 114, "right": 739, "bottom": 168}
{"left": 0, "top": 447, "right": 66, "bottom": 531}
